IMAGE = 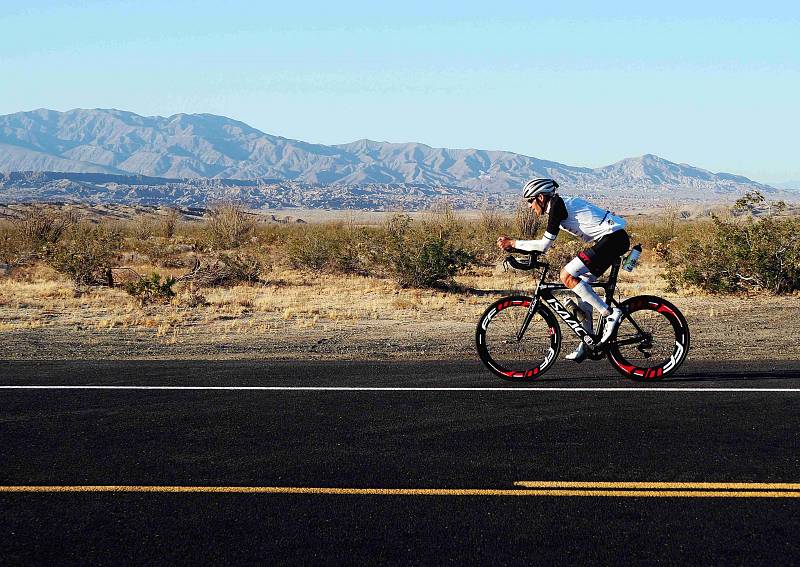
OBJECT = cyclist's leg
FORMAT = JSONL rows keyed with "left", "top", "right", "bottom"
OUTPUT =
{"left": 562, "top": 255, "right": 610, "bottom": 316}
{"left": 577, "top": 275, "right": 596, "bottom": 335}
{"left": 563, "top": 267, "right": 598, "bottom": 360}
{"left": 562, "top": 230, "right": 630, "bottom": 343}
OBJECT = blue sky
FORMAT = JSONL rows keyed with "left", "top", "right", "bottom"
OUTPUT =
{"left": 1, "top": 1, "right": 798, "bottom": 181}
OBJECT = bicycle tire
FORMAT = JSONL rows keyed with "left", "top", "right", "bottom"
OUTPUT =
{"left": 607, "top": 295, "right": 690, "bottom": 380}
{"left": 476, "top": 295, "right": 561, "bottom": 380}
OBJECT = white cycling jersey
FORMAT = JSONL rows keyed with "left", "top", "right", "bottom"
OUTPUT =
{"left": 558, "top": 195, "right": 626, "bottom": 243}
{"left": 515, "top": 194, "right": 626, "bottom": 253}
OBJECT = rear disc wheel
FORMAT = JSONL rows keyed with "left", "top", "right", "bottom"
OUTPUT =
{"left": 607, "top": 295, "right": 690, "bottom": 380}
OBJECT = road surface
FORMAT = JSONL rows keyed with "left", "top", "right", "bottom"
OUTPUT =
{"left": 1, "top": 359, "right": 799, "bottom": 564}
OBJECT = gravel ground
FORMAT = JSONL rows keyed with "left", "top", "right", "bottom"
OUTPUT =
{"left": 1, "top": 295, "right": 797, "bottom": 362}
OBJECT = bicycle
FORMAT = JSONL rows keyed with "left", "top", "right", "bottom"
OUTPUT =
{"left": 475, "top": 250, "right": 690, "bottom": 380}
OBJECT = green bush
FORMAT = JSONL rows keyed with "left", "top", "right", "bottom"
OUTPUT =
{"left": 285, "top": 224, "right": 372, "bottom": 274}
{"left": 46, "top": 224, "right": 121, "bottom": 286}
{"left": 381, "top": 214, "right": 475, "bottom": 288}
{"left": 123, "top": 273, "right": 177, "bottom": 305}
{"left": 662, "top": 214, "right": 800, "bottom": 294}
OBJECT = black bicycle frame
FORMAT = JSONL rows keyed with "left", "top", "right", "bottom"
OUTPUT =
{"left": 516, "top": 258, "right": 631, "bottom": 349}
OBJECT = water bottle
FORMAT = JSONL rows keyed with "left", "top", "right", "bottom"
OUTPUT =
{"left": 623, "top": 244, "right": 642, "bottom": 272}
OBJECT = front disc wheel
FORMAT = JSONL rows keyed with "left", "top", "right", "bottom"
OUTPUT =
{"left": 476, "top": 296, "right": 561, "bottom": 380}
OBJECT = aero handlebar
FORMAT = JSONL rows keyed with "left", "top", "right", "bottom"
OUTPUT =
{"left": 504, "top": 250, "right": 548, "bottom": 271}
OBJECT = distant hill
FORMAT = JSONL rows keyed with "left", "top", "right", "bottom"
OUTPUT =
{"left": 771, "top": 180, "right": 800, "bottom": 191}
{"left": 0, "top": 171, "right": 485, "bottom": 211}
{"left": 0, "top": 108, "right": 793, "bottom": 209}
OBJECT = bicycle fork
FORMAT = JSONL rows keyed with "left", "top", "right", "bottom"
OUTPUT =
{"left": 515, "top": 297, "right": 541, "bottom": 342}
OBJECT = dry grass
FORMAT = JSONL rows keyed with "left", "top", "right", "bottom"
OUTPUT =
{"left": 0, "top": 264, "right": 481, "bottom": 338}
{"left": 0, "top": 243, "right": 773, "bottom": 337}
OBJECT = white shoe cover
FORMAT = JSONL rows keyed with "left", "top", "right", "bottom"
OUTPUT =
{"left": 600, "top": 307, "right": 623, "bottom": 344}
{"left": 565, "top": 343, "right": 587, "bottom": 362}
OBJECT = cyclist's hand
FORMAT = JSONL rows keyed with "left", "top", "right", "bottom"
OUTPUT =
{"left": 496, "top": 236, "right": 515, "bottom": 251}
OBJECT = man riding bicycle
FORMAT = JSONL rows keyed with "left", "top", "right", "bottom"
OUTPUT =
{"left": 496, "top": 178, "right": 630, "bottom": 363}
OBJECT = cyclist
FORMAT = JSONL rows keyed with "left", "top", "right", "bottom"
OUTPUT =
{"left": 496, "top": 178, "right": 630, "bottom": 362}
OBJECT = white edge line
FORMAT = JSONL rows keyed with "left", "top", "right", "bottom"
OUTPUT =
{"left": 1, "top": 386, "right": 799, "bottom": 392}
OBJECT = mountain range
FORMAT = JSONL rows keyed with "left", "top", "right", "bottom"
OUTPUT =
{"left": 0, "top": 108, "right": 792, "bottom": 209}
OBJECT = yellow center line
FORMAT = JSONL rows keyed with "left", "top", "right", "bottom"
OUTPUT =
{"left": 1, "top": 485, "right": 800, "bottom": 497}
{"left": 514, "top": 481, "right": 800, "bottom": 490}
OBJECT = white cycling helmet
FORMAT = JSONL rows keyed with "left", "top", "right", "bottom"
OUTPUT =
{"left": 522, "top": 178, "right": 559, "bottom": 200}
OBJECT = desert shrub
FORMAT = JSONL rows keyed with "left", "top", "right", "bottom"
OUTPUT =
{"left": 381, "top": 214, "right": 475, "bottom": 288}
{"left": 216, "top": 252, "right": 263, "bottom": 284}
{"left": 161, "top": 208, "right": 179, "bottom": 239}
{"left": 286, "top": 229, "right": 346, "bottom": 271}
{"left": 478, "top": 206, "right": 506, "bottom": 235}
{"left": 132, "top": 219, "right": 156, "bottom": 241}
{"left": 206, "top": 203, "right": 254, "bottom": 248}
{"left": 463, "top": 201, "right": 543, "bottom": 268}
{"left": 425, "top": 200, "right": 463, "bottom": 238}
{"left": 285, "top": 224, "right": 372, "bottom": 274}
{"left": 12, "top": 208, "right": 77, "bottom": 253}
{"left": 0, "top": 224, "right": 21, "bottom": 265}
{"left": 123, "top": 273, "right": 177, "bottom": 305}
{"left": 662, "top": 214, "right": 800, "bottom": 294}
{"left": 421, "top": 203, "right": 516, "bottom": 268}
{"left": 515, "top": 201, "right": 540, "bottom": 239}
{"left": 733, "top": 190, "right": 787, "bottom": 217}
{"left": 476, "top": 201, "right": 582, "bottom": 270}
{"left": 131, "top": 238, "right": 189, "bottom": 268}
{"left": 180, "top": 252, "right": 264, "bottom": 287}
{"left": 252, "top": 223, "right": 287, "bottom": 247}
{"left": 629, "top": 205, "right": 696, "bottom": 251}
{"left": 46, "top": 223, "right": 122, "bottom": 286}
{"left": 470, "top": 207, "right": 514, "bottom": 265}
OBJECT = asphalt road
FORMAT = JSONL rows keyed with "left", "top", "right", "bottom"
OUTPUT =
{"left": 2, "top": 359, "right": 800, "bottom": 565}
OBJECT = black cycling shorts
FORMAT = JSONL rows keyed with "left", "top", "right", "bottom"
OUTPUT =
{"left": 577, "top": 229, "right": 631, "bottom": 277}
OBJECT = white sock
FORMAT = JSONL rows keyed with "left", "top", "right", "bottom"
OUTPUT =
{"left": 573, "top": 281, "right": 610, "bottom": 316}
{"left": 578, "top": 300, "right": 594, "bottom": 334}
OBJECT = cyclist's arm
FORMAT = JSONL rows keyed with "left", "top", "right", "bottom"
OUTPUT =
{"left": 513, "top": 195, "right": 567, "bottom": 252}
{"left": 513, "top": 232, "right": 557, "bottom": 252}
